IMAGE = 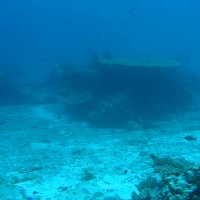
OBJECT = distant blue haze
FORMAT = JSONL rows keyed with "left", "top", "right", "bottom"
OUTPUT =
{"left": 0, "top": 0, "right": 200, "bottom": 81}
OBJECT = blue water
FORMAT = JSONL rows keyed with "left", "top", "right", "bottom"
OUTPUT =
{"left": 0, "top": 0, "right": 200, "bottom": 199}
{"left": 1, "top": 0, "right": 200, "bottom": 81}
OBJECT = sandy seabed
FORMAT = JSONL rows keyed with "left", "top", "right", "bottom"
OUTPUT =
{"left": 0, "top": 104, "right": 199, "bottom": 200}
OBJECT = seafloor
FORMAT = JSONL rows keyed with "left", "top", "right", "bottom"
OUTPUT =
{"left": 0, "top": 104, "right": 200, "bottom": 199}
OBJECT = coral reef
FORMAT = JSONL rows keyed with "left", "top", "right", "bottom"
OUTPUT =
{"left": 48, "top": 56, "right": 193, "bottom": 127}
{"left": 88, "top": 93, "right": 131, "bottom": 127}
{"left": 132, "top": 155, "right": 200, "bottom": 200}
{"left": 150, "top": 154, "right": 194, "bottom": 177}
{"left": 99, "top": 58, "right": 181, "bottom": 68}
{"left": 131, "top": 177, "right": 163, "bottom": 199}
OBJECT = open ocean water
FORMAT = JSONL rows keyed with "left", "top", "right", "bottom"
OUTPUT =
{"left": 0, "top": 1, "right": 200, "bottom": 199}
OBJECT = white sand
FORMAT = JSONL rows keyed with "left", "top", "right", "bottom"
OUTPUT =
{"left": 0, "top": 104, "right": 199, "bottom": 199}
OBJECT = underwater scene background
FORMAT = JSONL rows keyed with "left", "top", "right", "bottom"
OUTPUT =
{"left": 0, "top": 0, "right": 200, "bottom": 199}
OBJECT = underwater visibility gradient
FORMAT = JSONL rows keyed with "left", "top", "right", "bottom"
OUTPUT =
{"left": 0, "top": 0, "right": 200, "bottom": 199}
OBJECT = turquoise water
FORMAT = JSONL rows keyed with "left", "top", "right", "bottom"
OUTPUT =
{"left": 0, "top": 1, "right": 200, "bottom": 199}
